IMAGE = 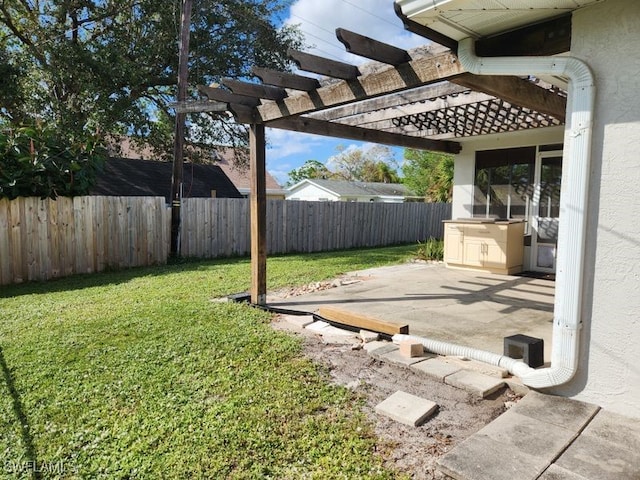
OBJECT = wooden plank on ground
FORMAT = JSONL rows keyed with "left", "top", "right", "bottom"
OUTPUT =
{"left": 318, "top": 306, "right": 409, "bottom": 335}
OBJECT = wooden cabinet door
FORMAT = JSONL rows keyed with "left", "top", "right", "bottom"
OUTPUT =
{"left": 462, "top": 239, "right": 484, "bottom": 266}
{"left": 444, "top": 225, "right": 464, "bottom": 263}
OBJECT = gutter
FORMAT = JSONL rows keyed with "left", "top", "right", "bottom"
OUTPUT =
{"left": 397, "top": 38, "right": 596, "bottom": 389}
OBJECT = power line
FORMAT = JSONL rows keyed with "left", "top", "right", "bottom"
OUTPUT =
{"left": 337, "top": 0, "right": 408, "bottom": 33}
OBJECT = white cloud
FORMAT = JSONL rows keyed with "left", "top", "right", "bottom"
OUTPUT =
{"left": 285, "top": 0, "right": 426, "bottom": 65}
{"left": 266, "top": 128, "right": 325, "bottom": 160}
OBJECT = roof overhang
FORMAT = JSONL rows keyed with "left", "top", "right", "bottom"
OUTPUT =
{"left": 395, "top": 0, "right": 603, "bottom": 41}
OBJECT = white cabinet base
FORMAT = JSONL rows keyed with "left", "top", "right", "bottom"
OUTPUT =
{"left": 443, "top": 220, "right": 525, "bottom": 275}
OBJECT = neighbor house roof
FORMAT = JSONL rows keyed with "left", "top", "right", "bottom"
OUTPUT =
{"left": 213, "top": 147, "right": 285, "bottom": 196}
{"left": 288, "top": 179, "right": 411, "bottom": 198}
{"left": 91, "top": 157, "right": 242, "bottom": 202}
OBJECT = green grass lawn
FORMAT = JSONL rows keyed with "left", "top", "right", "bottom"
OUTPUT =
{"left": 0, "top": 245, "right": 417, "bottom": 479}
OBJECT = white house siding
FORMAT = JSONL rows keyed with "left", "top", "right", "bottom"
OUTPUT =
{"left": 286, "top": 183, "right": 340, "bottom": 201}
{"left": 554, "top": 0, "right": 640, "bottom": 418}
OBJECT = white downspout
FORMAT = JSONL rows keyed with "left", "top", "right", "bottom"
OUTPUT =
{"left": 396, "top": 38, "right": 595, "bottom": 389}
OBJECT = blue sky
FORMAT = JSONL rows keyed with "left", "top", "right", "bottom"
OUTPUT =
{"left": 265, "top": 0, "right": 426, "bottom": 185}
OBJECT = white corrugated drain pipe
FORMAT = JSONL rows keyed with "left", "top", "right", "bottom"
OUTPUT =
{"left": 395, "top": 37, "right": 595, "bottom": 389}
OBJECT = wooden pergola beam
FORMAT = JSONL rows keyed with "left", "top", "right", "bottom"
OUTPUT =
{"left": 197, "top": 85, "right": 261, "bottom": 107}
{"left": 222, "top": 78, "right": 287, "bottom": 101}
{"left": 249, "top": 123, "right": 267, "bottom": 305}
{"left": 268, "top": 116, "right": 461, "bottom": 154}
{"left": 336, "top": 28, "right": 411, "bottom": 66}
{"left": 257, "top": 50, "right": 464, "bottom": 123}
{"left": 252, "top": 66, "right": 320, "bottom": 91}
{"left": 450, "top": 73, "right": 566, "bottom": 121}
{"left": 308, "top": 83, "right": 470, "bottom": 122}
{"left": 331, "top": 91, "right": 492, "bottom": 128}
{"left": 288, "top": 48, "right": 361, "bottom": 80}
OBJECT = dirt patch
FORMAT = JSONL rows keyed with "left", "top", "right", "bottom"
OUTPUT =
{"left": 271, "top": 316, "right": 520, "bottom": 479}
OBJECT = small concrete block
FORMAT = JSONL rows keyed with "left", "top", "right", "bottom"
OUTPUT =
{"left": 379, "top": 349, "right": 433, "bottom": 367}
{"left": 363, "top": 340, "right": 390, "bottom": 353}
{"left": 375, "top": 391, "right": 438, "bottom": 427}
{"left": 359, "top": 329, "right": 379, "bottom": 343}
{"left": 444, "top": 370, "right": 505, "bottom": 398}
{"left": 305, "top": 321, "right": 330, "bottom": 332}
{"left": 555, "top": 431, "right": 640, "bottom": 480}
{"left": 437, "top": 434, "right": 548, "bottom": 480}
{"left": 504, "top": 334, "right": 544, "bottom": 368}
{"left": 399, "top": 340, "right": 424, "bottom": 358}
{"left": 283, "top": 315, "right": 315, "bottom": 329}
{"left": 367, "top": 343, "right": 399, "bottom": 359}
{"left": 411, "top": 357, "right": 462, "bottom": 382}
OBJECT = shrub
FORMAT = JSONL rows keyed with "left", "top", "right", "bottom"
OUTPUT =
{"left": 415, "top": 237, "right": 444, "bottom": 261}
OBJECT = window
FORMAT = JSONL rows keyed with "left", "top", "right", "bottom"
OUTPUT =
{"left": 474, "top": 147, "right": 536, "bottom": 219}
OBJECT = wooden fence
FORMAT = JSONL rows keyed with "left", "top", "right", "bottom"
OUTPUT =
{"left": 0, "top": 196, "right": 170, "bottom": 285}
{"left": 0, "top": 196, "right": 450, "bottom": 285}
{"left": 180, "top": 198, "right": 451, "bottom": 257}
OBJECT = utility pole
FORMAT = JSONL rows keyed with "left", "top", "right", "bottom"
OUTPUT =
{"left": 170, "top": 0, "right": 193, "bottom": 256}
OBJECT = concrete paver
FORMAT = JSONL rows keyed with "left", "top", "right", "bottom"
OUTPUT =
{"left": 375, "top": 391, "right": 438, "bottom": 427}
{"left": 362, "top": 340, "right": 390, "bottom": 353}
{"left": 537, "top": 465, "right": 588, "bottom": 480}
{"left": 444, "top": 370, "right": 505, "bottom": 398}
{"left": 478, "top": 410, "right": 578, "bottom": 461}
{"left": 359, "top": 329, "right": 379, "bottom": 343}
{"left": 283, "top": 314, "right": 314, "bottom": 329}
{"left": 410, "top": 357, "right": 462, "bottom": 381}
{"left": 305, "top": 320, "right": 330, "bottom": 332}
{"left": 367, "top": 343, "right": 399, "bottom": 359}
{"left": 554, "top": 431, "right": 640, "bottom": 480}
{"left": 444, "top": 356, "right": 509, "bottom": 378}
{"left": 436, "top": 390, "right": 640, "bottom": 480}
{"left": 437, "top": 433, "right": 548, "bottom": 480}
{"left": 510, "top": 391, "right": 599, "bottom": 431}
{"left": 579, "top": 409, "right": 640, "bottom": 452}
{"left": 377, "top": 349, "right": 434, "bottom": 367}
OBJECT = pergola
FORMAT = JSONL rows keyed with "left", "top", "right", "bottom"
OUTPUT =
{"left": 198, "top": 8, "right": 571, "bottom": 304}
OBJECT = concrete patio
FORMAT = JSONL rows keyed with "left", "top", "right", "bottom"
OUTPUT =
{"left": 268, "top": 261, "right": 555, "bottom": 363}
{"left": 269, "top": 262, "right": 640, "bottom": 480}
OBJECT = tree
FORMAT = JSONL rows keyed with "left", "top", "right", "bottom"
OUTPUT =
{"left": 401, "top": 149, "right": 454, "bottom": 202}
{"left": 328, "top": 145, "right": 399, "bottom": 182}
{"left": 0, "top": 0, "right": 302, "bottom": 160}
{"left": 0, "top": 123, "right": 106, "bottom": 199}
{"left": 286, "top": 160, "right": 334, "bottom": 186}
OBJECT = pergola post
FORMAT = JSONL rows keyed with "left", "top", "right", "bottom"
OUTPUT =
{"left": 249, "top": 123, "right": 267, "bottom": 305}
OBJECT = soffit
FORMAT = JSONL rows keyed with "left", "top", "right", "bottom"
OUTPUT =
{"left": 395, "top": 0, "right": 604, "bottom": 40}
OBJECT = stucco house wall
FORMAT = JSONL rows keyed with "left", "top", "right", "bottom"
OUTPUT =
{"left": 553, "top": 0, "right": 640, "bottom": 417}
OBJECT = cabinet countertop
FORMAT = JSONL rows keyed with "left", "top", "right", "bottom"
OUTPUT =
{"left": 443, "top": 218, "right": 526, "bottom": 225}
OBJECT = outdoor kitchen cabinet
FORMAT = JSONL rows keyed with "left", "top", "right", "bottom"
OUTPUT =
{"left": 443, "top": 220, "right": 525, "bottom": 275}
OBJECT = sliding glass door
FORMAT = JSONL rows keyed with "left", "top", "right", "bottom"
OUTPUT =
{"left": 531, "top": 152, "right": 562, "bottom": 272}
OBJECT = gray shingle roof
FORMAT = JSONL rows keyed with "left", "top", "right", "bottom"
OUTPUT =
{"left": 300, "top": 179, "right": 410, "bottom": 197}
